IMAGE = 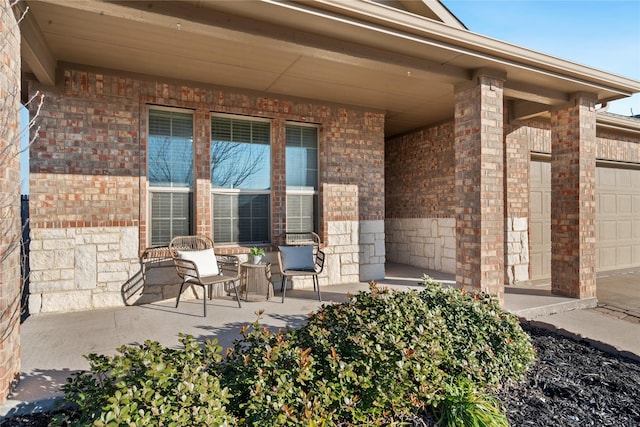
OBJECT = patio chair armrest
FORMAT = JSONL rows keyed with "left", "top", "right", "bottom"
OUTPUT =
{"left": 265, "top": 262, "right": 283, "bottom": 285}
{"left": 315, "top": 249, "right": 326, "bottom": 273}
{"left": 172, "top": 257, "right": 201, "bottom": 279}
{"left": 216, "top": 254, "right": 241, "bottom": 277}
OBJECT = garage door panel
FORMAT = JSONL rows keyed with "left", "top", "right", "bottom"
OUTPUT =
{"left": 530, "top": 160, "right": 551, "bottom": 281}
{"left": 600, "top": 194, "right": 617, "bottom": 213}
{"left": 599, "top": 170, "right": 617, "bottom": 186}
{"left": 617, "top": 220, "right": 632, "bottom": 240}
{"left": 596, "top": 167, "right": 640, "bottom": 272}
{"left": 599, "top": 247, "right": 617, "bottom": 268}
{"left": 531, "top": 163, "right": 640, "bottom": 279}
{"left": 599, "top": 220, "right": 617, "bottom": 241}
{"left": 530, "top": 192, "right": 543, "bottom": 215}
{"left": 616, "top": 169, "right": 632, "bottom": 186}
{"left": 618, "top": 195, "right": 632, "bottom": 213}
{"left": 617, "top": 247, "right": 632, "bottom": 265}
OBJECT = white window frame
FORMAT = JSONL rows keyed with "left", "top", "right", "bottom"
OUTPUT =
{"left": 147, "top": 106, "right": 195, "bottom": 246}
{"left": 285, "top": 122, "right": 319, "bottom": 233}
{"left": 210, "top": 113, "right": 272, "bottom": 245}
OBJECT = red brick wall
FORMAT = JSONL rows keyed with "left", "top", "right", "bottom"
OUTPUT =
{"left": 550, "top": 94, "right": 597, "bottom": 299}
{"left": 527, "top": 119, "right": 640, "bottom": 163}
{"left": 454, "top": 73, "right": 505, "bottom": 300}
{"left": 325, "top": 110, "right": 385, "bottom": 221}
{"left": 0, "top": 0, "right": 22, "bottom": 404}
{"left": 505, "top": 123, "right": 530, "bottom": 219}
{"left": 385, "top": 121, "right": 455, "bottom": 219}
{"left": 28, "top": 66, "right": 385, "bottom": 252}
{"left": 29, "top": 74, "right": 140, "bottom": 229}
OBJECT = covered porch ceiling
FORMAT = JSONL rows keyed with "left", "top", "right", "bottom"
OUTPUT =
{"left": 18, "top": 0, "right": 640, "bottom": 137}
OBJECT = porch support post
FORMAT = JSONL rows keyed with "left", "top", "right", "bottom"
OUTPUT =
{"left": 550, "top": 92, "right": 597, "bottom": 299}
{"left": 454, "top": 68, "right": 506, "bottom": 304}
{"left": 504, "top": 110, "right": 531, "bottom": 285}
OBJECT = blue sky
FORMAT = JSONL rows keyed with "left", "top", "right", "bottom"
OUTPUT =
{"left": 444, "top": 0, "right": 640, "bottom": 116}
{"left": 19, "top": 1, "right": 640, "bottom": 194}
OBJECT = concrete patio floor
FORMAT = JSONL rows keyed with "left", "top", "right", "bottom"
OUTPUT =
{"left": 1, "top": 263, "right": 639, "bottom": 418}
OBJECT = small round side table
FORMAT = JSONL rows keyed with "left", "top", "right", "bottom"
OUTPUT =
{"left": 240, "top": 262, "right": 274, "bottom": 301}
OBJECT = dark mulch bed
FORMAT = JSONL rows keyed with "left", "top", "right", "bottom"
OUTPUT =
{"left": 2, "top": 325, "right": 640, "bottom": 426}
{"left": 495, "top": 326, "right": 640, "bottom": 426}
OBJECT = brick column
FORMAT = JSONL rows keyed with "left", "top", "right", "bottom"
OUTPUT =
{"left": 194, "top": 109, "right": 211, "bottom": 236}
{"left": 0, "top": 0, "right": 22, "bottom": 404}
{"left": 550, "top": 92, "right": 597, "bottom": 299}
{"left": 504, "top": 120, "right": 530, "bottom": 285}
{"left": 454, "top": 69, "right": 505, "bottom": 303}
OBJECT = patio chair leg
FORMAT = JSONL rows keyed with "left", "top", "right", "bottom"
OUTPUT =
{"left": 281, "top": 277, "right": 287, "bottom": 303}
{"left": 176, "top": 281, "right": 187, "bottom": 308}
{"left": 314, "top": 276, "right": 321, "bottom": 302}
{"left": 232, "top": 280, "right": 242, "bottom": 308}
{"left": 202, "top": 285, "right": 207, "bottom": 317}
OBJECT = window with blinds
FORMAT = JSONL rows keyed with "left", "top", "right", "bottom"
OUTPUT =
{"left": 148, "top": 108, "right": 194, "bottom": 246}
{"left": 286, "top": 124, "right": 319, "bottom": 233}
{"left": 150, "top": 192, "right": 192, "bottom": 246}
{"left": 211, "top": 115, "right": 271, "bottom": 244}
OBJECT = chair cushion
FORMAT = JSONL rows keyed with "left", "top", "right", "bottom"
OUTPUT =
{"left": 279, "top": 245, "right": 315, "bottom": 271}
{"left": 176, "top": 248, "right": 220, "bottom": 277}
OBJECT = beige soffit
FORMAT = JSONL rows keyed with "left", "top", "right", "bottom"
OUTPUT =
{"left": 297, "top": 0, "right": 640, "bottom": 96}
{"left": 18, "top": 0, "right": 640, "bottom": 136}
{"left": 22, "top": 0, "right": 640, "bottom": 98}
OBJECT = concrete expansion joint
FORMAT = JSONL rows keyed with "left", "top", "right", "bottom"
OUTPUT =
{"left": 595, "top": 304, "right": 640, "bottom": 324}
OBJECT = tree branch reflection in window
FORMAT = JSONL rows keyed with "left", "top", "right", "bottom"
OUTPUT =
{"left": 148, "top": 110, "right": 193, "bottom": 188}
{"left": 211, "top": 117, "right": 270, "bottom": 190}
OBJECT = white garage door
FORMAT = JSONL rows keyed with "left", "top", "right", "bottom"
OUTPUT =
{"left": 529, "top": 160, "right": 551, "bottom": 281}
{"left": 596, "top": 166, "right": 640, "bottom": 272}
{"left": 529, "top": 161, "right": 640, "bottom": 280}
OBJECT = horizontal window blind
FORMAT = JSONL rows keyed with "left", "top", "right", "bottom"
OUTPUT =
{"left": 149, "top": 109, "right": 194, "bottom": 188}
{"left": 286, "top": 194, "right": 317, "bottom": 233}
{"left": 211, "top": 117, "right": 271, "bottom": 190}
{"left": 148, "top": 108, "right": 194, "bottom": 246}
{"left": 286, "top": 125, "right": 318, "bottom": 191}
{"left": 213, "top": 193, "right": 270, "bottom": 244}
{"left": 286, "top": 124, "right": 318, "bottom": 233}
{"left": 150, "top": 192, "right": 192, "bottom": 246}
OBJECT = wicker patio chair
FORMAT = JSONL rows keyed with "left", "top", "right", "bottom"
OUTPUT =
{"left": 277, "top": 244, "right": 325, "bottom": 303}
{"left": 169, "top": 235, "right": 241, "bottom": 316}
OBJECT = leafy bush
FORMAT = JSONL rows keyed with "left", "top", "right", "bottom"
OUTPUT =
{"left": 221, "top": 281, "right": 534, "bottom": 425}
{"left": 58, "top": 334, "right": 235, "bottom": 426}
{"left": 219, "top": 321, "right": 332, "bottom": 426}
{"left": 418, "top": 275, "right": 536, "bottom": 388}
{"left": 59, "top": 279, "right": 535, "bottom": 426}
{"left": 295, "top": 283, "right": 449, "bottom": 424}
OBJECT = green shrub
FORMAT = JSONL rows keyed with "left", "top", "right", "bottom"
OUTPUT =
{"left": 219, "top": 321, "right": 333, "bottom": 426}
{"left": 419, "top": 275, "right": 536, "bottom": 388}
{"left": 295, "top": 283, "right": 449, "bottom": 424}
{"left": 59, "top": 279, "right": 535, "bottom": 426}
{"left": 221, "top": 281, "right": 534, "bottom": 425}
{"left": 58, "top": 334, "right": 235, "bottom": 426}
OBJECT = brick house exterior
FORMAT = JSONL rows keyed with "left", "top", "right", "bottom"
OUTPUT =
{"left": 18, "top": 1, "right": 640, "bottom": 312}
{"left": 2, "top": 0, "right": 639, "bottom": 403}
{"left": 0, "top": 0, "right": 22, "bottom": 404}
{"left": 386, "top": 98, "right": 640, "bottom": 301}
{"left": 25, "top": 68, "right": 385, "bottom": 312}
